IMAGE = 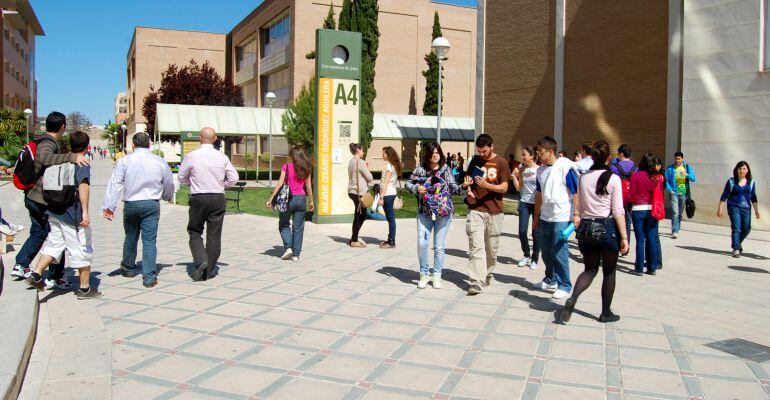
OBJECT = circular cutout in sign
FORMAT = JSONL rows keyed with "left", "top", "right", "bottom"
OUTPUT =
{"left": 332, "top": 45, "right": 349, "bottom": 65}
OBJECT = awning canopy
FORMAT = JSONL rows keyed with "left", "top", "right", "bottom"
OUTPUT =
{"left": 155, "top": 103, "right": 474, "bottom": 141}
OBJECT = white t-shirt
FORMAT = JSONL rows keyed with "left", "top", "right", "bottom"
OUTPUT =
{"left": 519, "top": 165, "right": 538, "bottom": 204}
{"left": 382, "top": 163, "right": 398, "bottom": 196}
{"left": 536, "top": 165, "right": 572, "bottom": 222}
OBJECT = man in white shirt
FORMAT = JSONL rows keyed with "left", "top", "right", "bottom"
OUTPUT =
{"left": 178, "top": 127, "right": 238, "bottom": 282}
{"left": 575, "top": 142, "right": 594, "bottom": 175}
{"left": 102, "top": 133, "right": 175, "bottom": 288}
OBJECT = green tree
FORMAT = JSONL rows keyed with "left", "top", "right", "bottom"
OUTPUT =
{"left": 282, "top": 76, "right": 316, "bottom": 152}
{"left": 339, "top": 0, "right": 379, "bottom": 154}
{"left": 306, "top": 5, "right": 337, "bottom": 60}
{"left": 422, "top": 12, "right": 443, "bottom": 116}
{"left": 0, "top": 109, "right": 27, "bottom": 162}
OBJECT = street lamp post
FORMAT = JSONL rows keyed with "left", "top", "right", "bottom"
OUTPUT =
{"left": 23, "top": 108, "right": 32, "bottom": 142}
{"left": 265, "top": 91, "right": 276, "bottom": 187}
{"left": 431, "top": 37, "right": 451, "bottom": 145}
{"left": 120, "top": 124, "right": 127, "bottom": 153}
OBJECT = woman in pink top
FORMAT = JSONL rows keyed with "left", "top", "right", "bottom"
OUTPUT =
{"left": 561, "top": 141, "right": 628, "bottom": 324}
{"left": 628, "top": 154, "right": 663, "bottom": 276}
{"left": 266, "top": 147, "right": 315, "bottom": 262}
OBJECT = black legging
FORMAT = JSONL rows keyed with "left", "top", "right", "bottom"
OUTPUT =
{"left": 571, "top": 240, "right": 619, "bottom": 317}
{"left": 349, "top": 193, "right": 367, "bottom": 243}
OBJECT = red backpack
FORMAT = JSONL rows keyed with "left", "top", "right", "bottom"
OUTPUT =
{"left": 12, "top": 137, "right": 56, "bottom": 190}
{"left": 615, "top": 162, "right": 637, "bottom": 206}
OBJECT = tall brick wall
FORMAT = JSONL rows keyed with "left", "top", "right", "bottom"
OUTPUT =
{"left": 483, "top": 0, "right": 555, "bottom": 160}
{"left": 562, "top": 1, "right": 669, "bottom": 159}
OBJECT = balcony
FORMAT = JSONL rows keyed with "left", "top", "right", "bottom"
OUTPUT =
{"left": 235, "top": 63, "right": 257, "bottom": 86}
{"left": 259, "top": 45, "right": 288, "bottom": 76}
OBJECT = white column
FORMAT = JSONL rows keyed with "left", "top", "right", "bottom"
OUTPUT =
{"left": 474, "top": 0, "right": 486, "bottom": 141}
{"left": 665, "top": 0, "right": 684, "bottom": 166}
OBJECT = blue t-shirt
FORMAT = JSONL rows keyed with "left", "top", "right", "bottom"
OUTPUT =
{"left": 47, "top": 165, "right": 90, "bottom": 226}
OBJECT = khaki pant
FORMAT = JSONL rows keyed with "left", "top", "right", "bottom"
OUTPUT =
{"left": 466, "top": 209, "right": 504, "bottom": 285}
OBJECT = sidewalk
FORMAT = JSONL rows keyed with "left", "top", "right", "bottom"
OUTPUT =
{"left": 2, "top": 157, "right": 769, "bottom": 399}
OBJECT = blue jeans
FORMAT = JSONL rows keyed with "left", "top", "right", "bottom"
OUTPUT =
{"left": 727, "top": 205, "right": 751, "bottom": 251}
{"left": 367, "top": 209, "right": 386, "bottom": 221}
{"left": 517, "top": 202, "right": 540, "bottom": 262}
{"left": 632, "top": 210, "right": 661, "bottom": 273}
{"left": 383, "top": 195, "right": 396, "bottom": 244}
{"left": 122, "top": 200, "right": 161, "bottom": 284}
{"left": 670, "top": 192, "right": 686, "bottom": 234}
{"left": 279, "top": 195, "right": 307, "bottom": 257}
{"left": 16, "top": 197, "right": 64, "bottom": 279}
{"left": 417, "top": 213, "right": 452, "bottom": 275}
{"left": 539, "top": 219, "right": 572, "bottom": 292}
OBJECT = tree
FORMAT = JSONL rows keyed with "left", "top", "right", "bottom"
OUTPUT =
{"left": 339, "top": 0, "right": 379, "bottom": 154}
{"left": 142, "top": 60, "right": 243, "bottom": 142}
{"left": 66, "top": 111, "right": 92, "bottom": 134}
{"left": 422, "top": 12, "right": 443, "bottom": 116}
{"left": 0, "top": 109, "right": 27, "bottom": 161}
{"left": 306, "top": 5, "right": 337, "bottom": 60}
{"left": 282, "top": 76, "right": 316, "bottom": 152}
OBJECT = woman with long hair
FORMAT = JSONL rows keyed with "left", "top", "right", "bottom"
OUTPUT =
{"left": 347, "top": 143, "right": 374, "bottom": 247}
{"left": 717, "top": 161, "right": 760, "bottom": 257}
{"left": 405, "top": 142, "right": 466, "bottom": 289}
{"left": 378, "top": 146, "right": 402, "bottom": 248}
{"left": 628, "top": 153, "right": 663, "bottom": 276}
{"left": 512, "top": 146, "right": 540, "bottom": 270}
{"left": 266, "top": 147, "right": 315, "bottom": 262}
{"left": 561, "top": 141, "right": 628, "bottom": 324}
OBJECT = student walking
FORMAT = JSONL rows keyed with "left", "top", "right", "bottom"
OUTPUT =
{"left": 717, "top": 161, "right": 760, "bottom": 257}
{"left": 533, "top": 136, "right": 579, "bottom": 300}
{"left": 12, "top": 112, "right": 89, "bottom": 287}
{"left": 629, "top": 154, "right": 663, "bottom": 276}
{"left": 406, "top": 141, "right": 465, "bottom": 289}
{"left": 575, "top": 142, "right": 594, "bottom": 175}
{"left": 377, "top": 146, "right": 401, "bottom": 248}
{"left": 610, "top": 144, "right": 636, "bottom": 250}
{"left": 102, "top": 133, "right": 175, "bottom": 288}
{"left": 347, "top": 143, "right": 373, "bottom": 247}
{"left": 560, "top": 141, "right": 628, "bottom": 324}
{"left": 665, "top": 151, "right": 696, "bottom": 238}
{"left": 266, "top": 147, "right": 315, "bottom": 262}
{"left": 465, "top": 134, "right": 511, "bottom": 295}
{"left": 512, "top": 146, "right": 540, "bottom": 270}
{"left": 25, "top": 132, "right": 101, "bottom": 298}
{"left": 178, "top": 127, "right": 239, "bottom": 281}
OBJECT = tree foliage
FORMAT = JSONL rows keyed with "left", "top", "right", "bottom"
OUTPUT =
{"left": 422, "top": 12, "right": 443, "bottom": 116}
{"left": 66, "top": 111, "right": 92, "bottom": 134}
{"left": 142, "top": 60, "right": 243, "bottom": 142}
{"left": 0, "top": 109, "right": 27, "bottom": 162}
{"left": 339, "top": 0, "right": 379, "bottom": 155}
{"left": 283, "top": 77, "right": 316, "bottom": 153}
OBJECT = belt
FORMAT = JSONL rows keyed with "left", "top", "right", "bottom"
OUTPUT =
{"left": 632, "top": 204, "right": 652, "bottom": 211}
{"left": 190, "top": 192, "right": 225, "bottom": 196}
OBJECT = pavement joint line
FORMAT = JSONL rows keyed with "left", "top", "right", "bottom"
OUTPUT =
{"left": 541, "top": 378, "right": 606, "bottom": 392}
{"left": 694, "top": 372, "right": 764, "bottom": 383}
{"left": 369, "top": 383, "right": 436, "bottom": 398}
{"left": 622, "top": 388, "right": 690, "bottom": 400}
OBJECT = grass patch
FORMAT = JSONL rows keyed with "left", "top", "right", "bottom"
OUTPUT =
{"left": 176, "top": 186, "right": 518, "bottom": 219}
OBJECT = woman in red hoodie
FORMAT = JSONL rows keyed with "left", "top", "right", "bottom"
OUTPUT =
{"left": 629, "top": 154, "right": 663, "bottom": 276}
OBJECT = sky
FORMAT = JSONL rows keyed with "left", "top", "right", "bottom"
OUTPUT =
{"left": 33, "top": 0, "right": 476, "bottom": 126}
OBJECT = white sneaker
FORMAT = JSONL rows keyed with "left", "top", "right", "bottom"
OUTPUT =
{"left": 291, "top": 256, "right": 299, "bottom": 262}
{"left": 10, "top": 265, "right": 27, "bottom": 278}
{"left": 552, "top": 289, "right": 570, "bottom": 300}
{"left": 529, "top": 261, "right": 538, "bottom": 270}
{"left": 281, "top": 249, "right": 293, "bottom": 260}
{"left": 518, "top": 257, "right": 531, "bottom": 267}
{"left": 432, "top": 273, "right": 442, "bottom": 289}
{"left": 672, "top": 232, "right": 679, "bottom": 239}
{"left": 539, "top": 281, "right": 557, "bottom": 290}
{"left": 417, "top": 273, "right": 429, "bottom": 289}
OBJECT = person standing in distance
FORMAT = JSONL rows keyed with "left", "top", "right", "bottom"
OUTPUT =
{"left": 464, "top": 134, "right": 511, "bottom": 295}
{"left": 664, "top": 151, "right": 696, "bottom": 239}
{"left": 102, "top": 132, "right": 175, "bottom": 288}
{"left": 178, "top": 127, "right": 238, "bottom": 281}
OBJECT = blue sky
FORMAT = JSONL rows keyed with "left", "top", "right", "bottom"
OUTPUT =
{"left": 33, "top": 0, "right": 476, "bottom": 126}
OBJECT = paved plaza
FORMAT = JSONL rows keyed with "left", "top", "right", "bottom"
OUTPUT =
{"left": 3, "top": 158, "right": 770, "bottom": 400}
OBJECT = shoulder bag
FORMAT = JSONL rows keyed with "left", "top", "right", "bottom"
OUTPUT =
{"left": 356, "top": 159, "right": 374, "bottom": 209}
{"left": 685, "top": 169, "right": 696, "bottom": 219}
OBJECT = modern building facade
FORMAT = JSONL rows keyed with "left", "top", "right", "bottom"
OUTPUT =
{"left": 125, "top": 27, "right": 226, "bottom": 136}
{"left": 477, "top": 0, "right": 767, "bottom": 229}
{"left": 0, "top": 0, "right": 43, "bottom": 117}
{"left": 114, "top": 91, "right": 127, "bottom": 124}
{"left": 227, "top": 0, "right": 476, "bottom": 170}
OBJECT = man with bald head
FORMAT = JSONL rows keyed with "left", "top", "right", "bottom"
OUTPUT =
{"left": 178, "top": 127, "right": 239, "bottom": 281}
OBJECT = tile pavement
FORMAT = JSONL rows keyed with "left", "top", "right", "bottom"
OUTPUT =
{"left": 2, "top": 157, "right": 769, "bottom": 399}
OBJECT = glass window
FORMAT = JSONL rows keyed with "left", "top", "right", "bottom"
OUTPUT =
{"left": 236, "top": 37, "right": 257, "bottom": 72}
{"left": 261, "top": 68, "right": 290, "bottom": 107}
{"left": 262, "top": 15, "right": 290, "bottom": 59}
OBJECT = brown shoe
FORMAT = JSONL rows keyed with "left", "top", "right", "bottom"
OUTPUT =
{"left": 379, "top": 242, "right": 394, "bottom": 249}
{"left": 349, "top": 241, "right": 366, "bottom": 248}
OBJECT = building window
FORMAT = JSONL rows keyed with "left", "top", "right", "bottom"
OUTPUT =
{"left": 240, "top": 81, "right": 258, "bottom": 106}
{"left": 262, "top": 15, "right": 290, "bottom": 60}
{"left": 235, "top": 37, "right": 257, "bottom": 72}
{"left": 260, "top": 67, "right": 290, "bottom": 107}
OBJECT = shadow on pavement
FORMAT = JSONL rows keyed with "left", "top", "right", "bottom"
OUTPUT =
{"left": 678, "top": 245, "right": 768, "bottom": 260}
{"left": 106, "top": 262, "right": 173, "bottom": 277}
{"left": 261, "top": 245, "right": 285, "bottom": 258}
{"left": 375, "top": 266, "right": 471, "bottom": 291}
{"left": 728, "top": 265, "right": 768, "bottom": 274}
{"left": 328, "top": 235, "right": 381, "bottom": 245}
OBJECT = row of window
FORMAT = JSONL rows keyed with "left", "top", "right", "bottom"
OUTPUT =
{"left": 4, "top": 27, "right": 30, "bottom": 64}
{"left": 235, "top": 14, "right": 291, "bottom": 72}
{"left": 4, "top": 59, "right": 29, "bottom": 88}
{"left": 4, "top": 93, "right": 30, "bottom": 111}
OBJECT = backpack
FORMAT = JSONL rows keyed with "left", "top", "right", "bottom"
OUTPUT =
{"left": 420, "top": 170, "right": 454, "bottom": 219}
{"left": 42, "top": 163, "right": 78, "bottom": 210}
{"left": 615, "top": 161, "right": 636, "bottom": 206}
{"left": 12, "top": 137, "right": 57, "bottom": 190}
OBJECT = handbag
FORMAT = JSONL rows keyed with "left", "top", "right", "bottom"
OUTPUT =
{"left": 393, "top": 173, "right": 404, "bottom": 210}
{"left": 685, "top": 177, "right": 696, "bottom": 219}
{"left": 651, "top": 175, "right": 665, "bottom": 221}
{"left": 356, "top": 159, "right": 374, "bottom": 210}
{"left": 575, "top": 219, "right": 607, "bottom": 245}
{"left": 273, "top": 165, "right": 292, "bottom": 212}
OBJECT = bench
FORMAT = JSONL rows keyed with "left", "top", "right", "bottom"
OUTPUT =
{"left": 226, "top": 181, "right": 247, "bottom": 214}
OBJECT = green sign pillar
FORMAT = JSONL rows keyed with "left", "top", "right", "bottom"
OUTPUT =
{"left": 313, "top": 29, "right": 363, "bottom": 224}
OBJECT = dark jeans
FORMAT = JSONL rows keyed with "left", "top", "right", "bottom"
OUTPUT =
{"left": 727, "top": 205, "right": 751, "bottom": 251}
{"left": 348, "top": 193, "right": 367, "bottom": 243}
{"left": 279, "top": 195, "right": 307, "bottom": 257}
{"left": 631, "top": 210, "right": 661, "bottom": 273}
{"left": 16, "top": 197, "right": 64, "bottom": 279}
{"left": 624, "top": 204, "right": 632, "bottom": 248}
{"left": 188, "top": 194, "right": 226, "bottom": 277}
{"left": 383, "top": 195, "right": 396, "bottom": 244}
{"left": 518, "top": 202, "right": 540, "bottom": 262}
{"left": 122, "top": 200, "right": 161, "bottom": 284}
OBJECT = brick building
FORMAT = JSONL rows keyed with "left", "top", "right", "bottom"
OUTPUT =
{"left": 0, "top": 0, "right": 43, "bottom": 117}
